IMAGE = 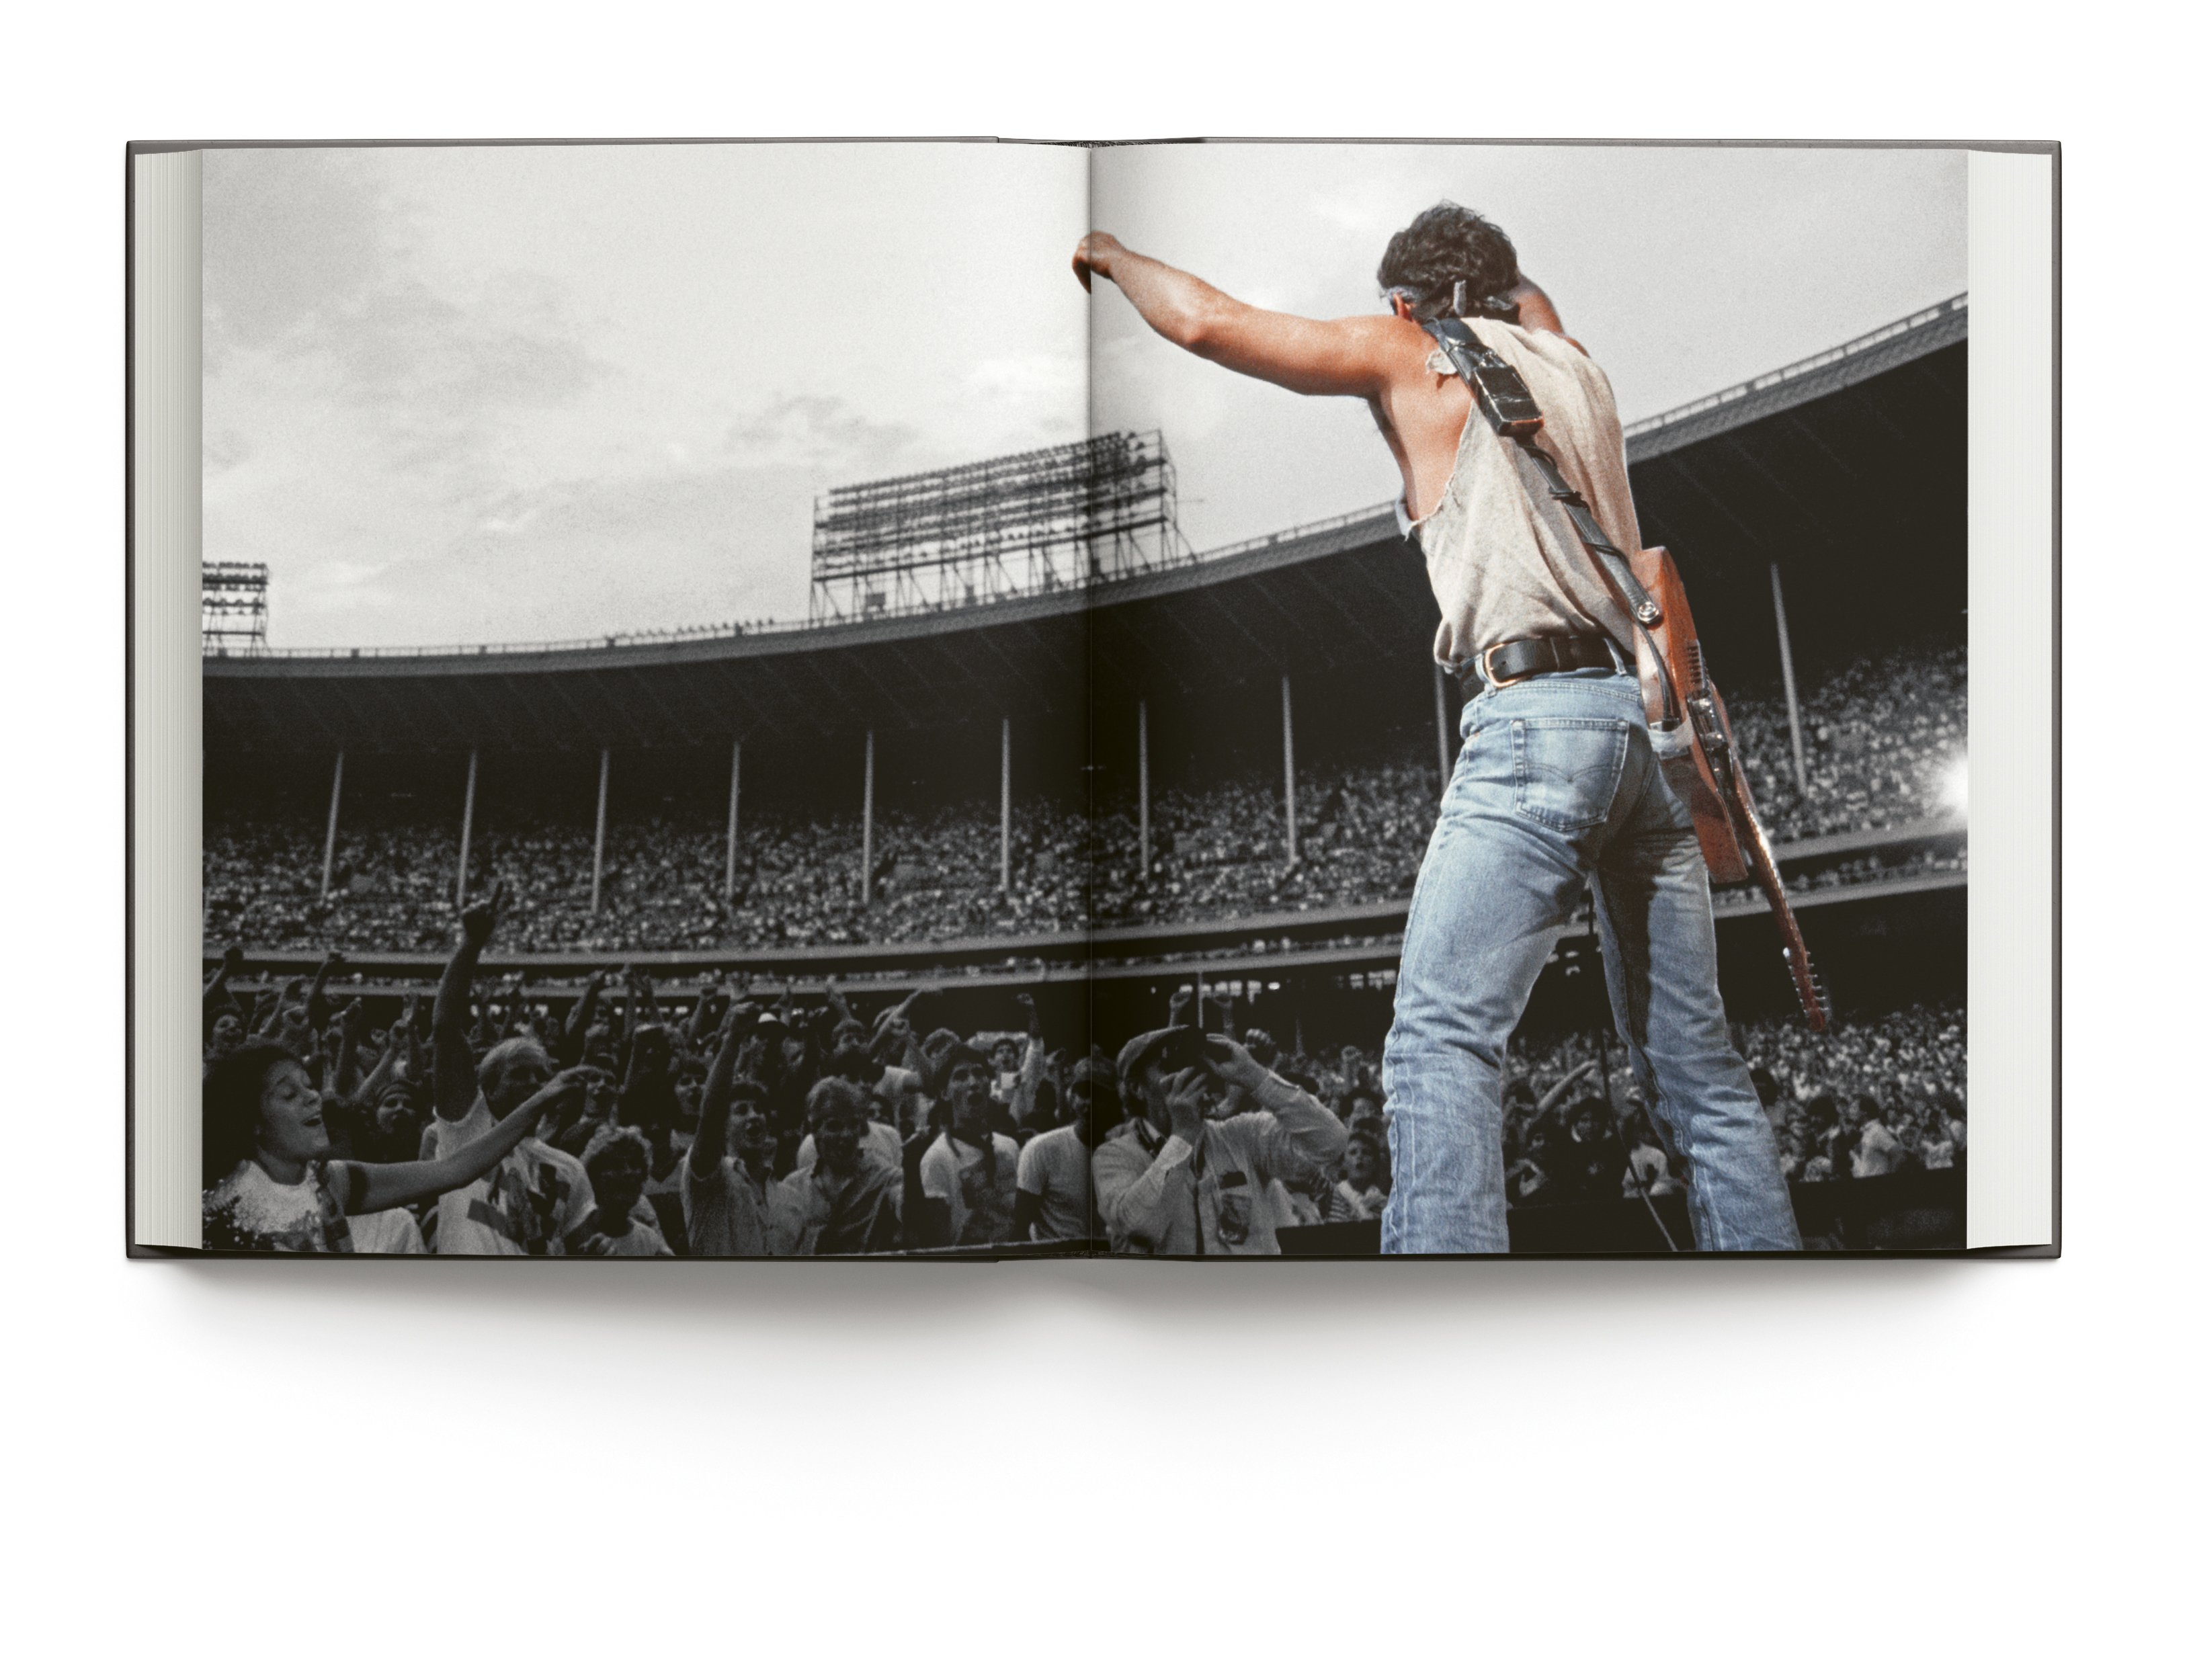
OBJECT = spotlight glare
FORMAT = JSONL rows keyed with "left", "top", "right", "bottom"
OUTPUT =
{"left": 1939, "top": 757, "right": 1969, "bottom": 815}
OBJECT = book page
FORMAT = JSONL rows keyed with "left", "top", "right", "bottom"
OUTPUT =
{"left": 192, "top": 140, "right": 1107, "bottom": 1256}
{"left": 1082, "top": 140, "right": 2002, "bottom": 1253}
{"left": 131, "top": 148, "right": 205, "bottom": 1249}
{"left": 1965, "top": 148, "right": 2057, "bottom": 1249}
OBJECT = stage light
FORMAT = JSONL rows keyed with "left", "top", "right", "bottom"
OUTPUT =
{"left": 1939, "top": 755, "right": 1969, "bottom": 815}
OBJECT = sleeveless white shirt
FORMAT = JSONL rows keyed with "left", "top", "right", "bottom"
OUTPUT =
{"left": 1401, "top": 318, "right": 1645, "bottom": 671}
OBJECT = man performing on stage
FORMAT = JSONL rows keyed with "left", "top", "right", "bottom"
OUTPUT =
{"left": 1074, "top": 203, "right": 1799, "bottom": 1252}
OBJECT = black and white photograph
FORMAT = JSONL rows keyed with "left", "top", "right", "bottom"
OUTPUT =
{"left": 171, "top": 140, "right": 1996, "bottom": 1255}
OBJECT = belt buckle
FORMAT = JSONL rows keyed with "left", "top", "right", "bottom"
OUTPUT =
{"left": 1476, "top": 641, "right": 1527, "bottom": 692}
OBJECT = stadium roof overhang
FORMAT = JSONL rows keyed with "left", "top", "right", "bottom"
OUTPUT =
{"left": 206, "top": 298, "right": 1965, "bottom": 757}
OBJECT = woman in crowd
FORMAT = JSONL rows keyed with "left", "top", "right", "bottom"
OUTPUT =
{"left": 570, "top": 1128, "right": 675, "bottom": 1256}
{"left": 202, "top": 1040, "right": 600, "bottom": 1253}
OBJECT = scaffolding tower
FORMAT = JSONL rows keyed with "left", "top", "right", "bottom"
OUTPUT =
{"left": 202, "top": 561, "right": 270, "bottom": 652}
{"left": 811, "top": 431, "right": 1189, "bottom": 620}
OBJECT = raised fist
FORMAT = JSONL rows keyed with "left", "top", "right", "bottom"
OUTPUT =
{"left": 458, "top": 880, "right": 506, "bottom": 946}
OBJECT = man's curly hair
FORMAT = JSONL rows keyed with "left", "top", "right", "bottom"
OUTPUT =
{"left": 1376, "top": 202, "right": 1522, "bottom": 323}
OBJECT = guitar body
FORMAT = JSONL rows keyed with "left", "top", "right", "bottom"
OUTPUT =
{"left": 1628, "top": 546, "right": 1830, "bottom": 1033}
{"left": 1628, "top": 548, "right": 1745, "bottom": 881}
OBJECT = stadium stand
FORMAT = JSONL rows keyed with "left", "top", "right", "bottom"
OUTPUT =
{"left": 204, "top": 639, "right": 1967, "bottom": 953}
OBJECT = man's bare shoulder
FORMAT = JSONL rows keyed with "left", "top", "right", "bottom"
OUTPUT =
{"left": 1353, "top": 310, "right": 1440, "bottom": 364}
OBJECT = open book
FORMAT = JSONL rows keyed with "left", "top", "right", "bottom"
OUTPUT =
{"left": 128, "top": 139, "right": 2059, "bottom": 1258}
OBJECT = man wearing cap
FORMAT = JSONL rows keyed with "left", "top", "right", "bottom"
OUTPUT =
{"left": 1093, "top": 1029, "right": 1346, "bottom": 1256}
{"left": 1014, "top": 1056, "right": 1117, "bottom": 1245}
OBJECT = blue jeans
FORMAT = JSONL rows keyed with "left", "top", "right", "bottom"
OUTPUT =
{"left": 1380, "top": 670, "right": 1799, "bottom": 1253}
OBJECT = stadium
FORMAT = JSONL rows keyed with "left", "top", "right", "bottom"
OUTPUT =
{"left": 203, "top": 294, "right": 1970, "bottom": 1253}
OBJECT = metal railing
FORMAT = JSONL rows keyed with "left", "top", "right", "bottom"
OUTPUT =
{"left": 210, "top": 295, "right": 1967, "bottom": 665}
{"left": 1623, "top": 293, "right": 1967, "bottom": 442}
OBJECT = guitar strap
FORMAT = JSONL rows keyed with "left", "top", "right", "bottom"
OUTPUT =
{"left": 1414, "top": 298, "right": 1827, "bottom": 1032}
{"left": 1419, "top": 314, "right": 1684, "bottom": 733}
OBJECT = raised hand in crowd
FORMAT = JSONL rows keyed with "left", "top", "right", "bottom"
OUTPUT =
{"left": 433, "top": 880, "right": 507, "bottom": 1123}
{"left": 204, "top": 943, "right": 246, "bottom": 1019}
{"left": 1009, "top": 993, "right": 1047, "bottom": 1128}
{"left": 324, "top": 995, "right": 368, "bottom": 1099}
{"left": 564, "top": 967, "right": 609, "bottom": 1048}
{"left": 349, "top": 1000, "right": 407, "bottom": 1108}
{"left": 682, "top": 979, "right": 721, "bottom": 1047}
{"left": 631, "top": 967, "right": 662, "bottom": 1027}
{"left": 304, "top": 950, "right": 345, "bottom": 1033}
{"left": 867, "top": 985, "right": 929, "bottom": 1067}
{"left": 458, "top": 880, "right": 505, "bottom": 949}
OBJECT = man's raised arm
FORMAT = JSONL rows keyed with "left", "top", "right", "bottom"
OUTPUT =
{"left": 1075, "top": 233, "right": 1411, "bottom": 398}
{"left": 690, "top": 993, "right": 758, "bottom": 1177}
{"left": 432, "top": 882, "right": 504, "bottom": 1123}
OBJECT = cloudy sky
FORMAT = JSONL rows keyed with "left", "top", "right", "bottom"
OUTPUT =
{"left": 203, "top": 142, "right": 1964, "bottom": 648}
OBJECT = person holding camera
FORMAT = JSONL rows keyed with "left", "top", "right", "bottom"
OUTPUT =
{"left": 1093, "top": 1027, "right": 1346, "bottom": 1255}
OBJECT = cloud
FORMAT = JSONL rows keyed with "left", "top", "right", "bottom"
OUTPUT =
{"left": 269, "top": 454, "right": 825, "bottom": 646}
{"left": 202, "top": 149, "right": 392, "bottom": 365}
{"left": 319, "top": 276, "right": 606, "bottom": 415}
{"left": 949, "top": 351, "right": 1087, "bottom": 452}
{"left": 725, "top": 394, "right": 920, "bottom": 474}
{"left": 204, "top": 150, "right": 611, "bottom": 504}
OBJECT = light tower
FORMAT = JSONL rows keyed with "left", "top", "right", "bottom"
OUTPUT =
{"left": 202, "top": 561, "right": 269, "bottom": 653}
{"left": 809, "top": 430, "right": 1190, "bottom": 622}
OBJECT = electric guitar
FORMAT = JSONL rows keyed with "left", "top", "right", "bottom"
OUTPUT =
{"left": 1630, "top": 547, "right": 1830, "bottom": 1033}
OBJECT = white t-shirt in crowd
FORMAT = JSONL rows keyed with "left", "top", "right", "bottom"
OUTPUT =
{"left": 920, "top": 1132, "right": 1020, "bottom": 1244}
{"left": 420, "top": 1093, "right": 595, "bottom": 1255}
{"left": 1852, "top": 1120, "right": 1907, "bottom": 1179}
{"left": 202, "top": 1160, "right": 349, "bottom": 1253}
{"left": 1016, "top": 1125, "right": 1091, "bottom": 1241}
{"left": 347, "top": 1206, "right": 427, "bottom": 1253}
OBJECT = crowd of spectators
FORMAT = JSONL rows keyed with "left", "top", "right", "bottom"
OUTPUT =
{"left": 1304, "top": 999, "right": 1969, "bottom": 1207}
{"left": 199, "top": 865, "right": 1963, "bottom": 1258}
{"left": 199, "top": 909, "right": 1372, "bottom": 1255}
{"left": 1724, "top": 640, "right": 1967, "bottom": 841}
{"left": 205, "top": 644, "right": 1967, "bottom": 955}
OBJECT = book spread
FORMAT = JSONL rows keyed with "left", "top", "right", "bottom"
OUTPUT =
{"left": 126, "top": 139, "right": 2060, "bottom": 1258}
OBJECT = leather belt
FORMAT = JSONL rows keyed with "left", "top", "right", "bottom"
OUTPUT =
{"left": 1454, "top": 633, "right": 1618, "bottom": 708}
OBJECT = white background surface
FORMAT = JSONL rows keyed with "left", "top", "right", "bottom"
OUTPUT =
{"left": 3, "top": 7, "right": 2179, "bottom": 1675}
